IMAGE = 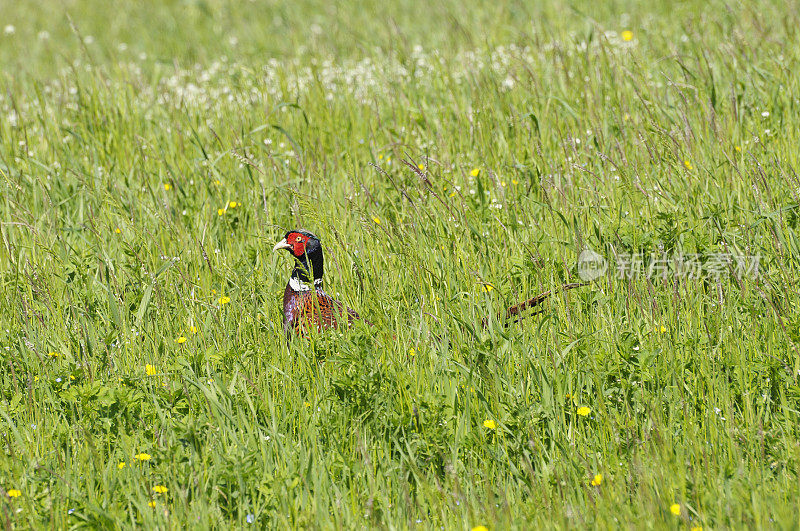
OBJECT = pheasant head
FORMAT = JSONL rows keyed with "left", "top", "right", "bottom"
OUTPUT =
{"left": 273, "top": 229, "right": 324, "bottom": 285}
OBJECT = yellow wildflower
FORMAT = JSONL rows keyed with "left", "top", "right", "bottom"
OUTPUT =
{"left": 218, "top": 296, "right": 231, "bottom": 305}
{"left": 176, "top": 336, "right": 187, "bottom": 344}
{"left": 691, "top": 527, "right": 703, "bottom": 531}
{"left": 134, "top": 453, "right": 151, "bottom": 462}
{"left": 118, "top": 462, "right": 126, "bottom": 469}
{"left": 472, "top": 526, "right": 488, "bottom": 531}
{"left": 163, "top": 183, "right": 172, "bottom": 191}
{"left": 418, "top": 164, "right": 424, "bottom": 171}
{"left": 148, "top": 501, "right": 156, "bottom": 508}
{"left": 145, "top": 364, "right": 157, "bottom": 376}
{"left": 218, "top": 208, "right": 225, "bottom": 216}
{"left": 372, "top": 216, "right": 380, "bottom": 224}
{"left": 482, "top": 283, "right": 494, "bottom": 293}
{"left": 683, "top": 160, "right": 693, "bottom": 170}
{"left": 577, "top": 406, "right": 591, "bottom": 416}
{"left": 409, "top": 348, "right": 416, "bottom": 357}
{"left": 153, "top": 485, "right": 168, "bottom": 494}
{"left": 229, "top": 201, "right": 237, "bottom": 208}
{"left": 591, "top": 473, "right": 603, "bottom": 486}
{"left": 189, "top": 326, "right": 197, "bottom": 334}
{"left": 304, "top": 401, "right": 311, "bottom": 408}
{"left": 470, "top": 168, "right": 480, "bottom": 177}
{"left": 7, "top": 489, "right": 21, "bottom": 498}
{"left": 483, "top": 419, "right": 497, "bottom": 430}
{"left": 512, "top": 179, "right": 519, "bottom": 185}
{"left": 735, "top": 146, "right": 741, "bottom": 152}
{"left": 659, "top": 325, "right": 667, "bottom": 333}
{"left": 621, "top": 30, "right": 633, "bottom": 41}
{"left": 670, "top": 504, "right": 681, "bottom": 516}
{"left": 47, "top": 352, "right": 59, "bottom": 358}
{"left": 115, "top": 228, "right": 121, "bottom": 234}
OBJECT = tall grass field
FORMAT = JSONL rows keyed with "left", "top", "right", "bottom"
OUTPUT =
{"left": 2, "top": 0, "right": 800, "bottom": 527}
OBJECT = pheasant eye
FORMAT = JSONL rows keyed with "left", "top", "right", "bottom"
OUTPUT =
{"left": 295, "top": 236, "right": 303, "bottom": 242}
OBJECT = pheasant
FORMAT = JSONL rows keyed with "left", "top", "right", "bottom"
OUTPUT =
{"left": 273, "top": 229, "right": 367, "bottom": 336}
{"left": 273, "top": 229, "right": 585, "bottom": 337}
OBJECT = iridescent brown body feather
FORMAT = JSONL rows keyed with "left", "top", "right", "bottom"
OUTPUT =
{"left": 282, "top": 281, "right": 365, "bottom": 335}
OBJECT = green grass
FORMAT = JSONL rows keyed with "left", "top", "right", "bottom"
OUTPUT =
{"left": 2, "top": 0, "right": 800, "bottom": 527}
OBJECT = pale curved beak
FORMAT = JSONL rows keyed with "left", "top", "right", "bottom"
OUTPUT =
{"left": 273, "top": 238, "right": 292, "bottom": 252}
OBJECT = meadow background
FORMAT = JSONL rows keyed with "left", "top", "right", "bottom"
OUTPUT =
{"left": 2, "top": 0, "right": 800, "bottom": 528}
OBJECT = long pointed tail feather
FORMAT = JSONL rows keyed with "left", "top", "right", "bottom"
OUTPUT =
{"left": 482, "top": 282, "right": 588, "bottom": 328}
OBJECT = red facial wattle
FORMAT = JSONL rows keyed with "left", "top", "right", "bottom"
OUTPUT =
{"left": 288, "top": 233, "right": 309, "bottom": 256}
